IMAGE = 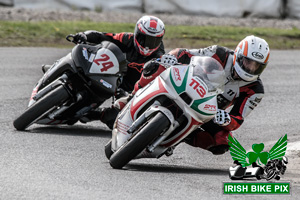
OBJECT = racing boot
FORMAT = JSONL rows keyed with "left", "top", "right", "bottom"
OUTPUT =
{"left": 98, "top": 94, "right": 134, "bottom": 129}
{"left": 80, "top": 107, "right": 119, "bottom": 130}
{"left": 80, "top": 94, "right": 133, "bottom": 129}
{"left": 99, "top": 94, "right": 133, "bottom": 129}
{"left": 98, "top": 107, "right": 120, "bottom": 129}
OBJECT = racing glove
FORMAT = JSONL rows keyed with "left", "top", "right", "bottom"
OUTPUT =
{"left": 213, "top": 109, "right": 231, "bottom": 126}
{"left": 73, "top": 32, "right": 87, "bottom": 44}
{"left": 161, "top": 54, "right": 178, "bottom": 65}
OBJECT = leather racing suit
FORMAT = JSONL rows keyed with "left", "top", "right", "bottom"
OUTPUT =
{"left": 80, "top": 31, "right": 165, "bottom": 128}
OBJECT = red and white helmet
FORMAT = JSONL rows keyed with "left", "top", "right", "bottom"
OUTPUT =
{"left": 233, "top": 35, "right": 270, "bottom": 82}
{"left": 134, "top": 16, "right": 165, "bottom": 56}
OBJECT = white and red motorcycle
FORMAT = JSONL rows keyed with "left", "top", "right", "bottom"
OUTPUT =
{"left": 105, "top": 56, "right": 226, "bottom": 169}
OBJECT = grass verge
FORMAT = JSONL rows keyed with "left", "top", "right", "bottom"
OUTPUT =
{"left": 1, "top": 21, "right": 300, "bottom": 49}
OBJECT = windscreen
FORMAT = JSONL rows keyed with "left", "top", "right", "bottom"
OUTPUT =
{"left": 191, "top": 56, "right": 226, "bottom": 93}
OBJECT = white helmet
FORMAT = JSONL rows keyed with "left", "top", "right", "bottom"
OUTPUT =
{"left": 233, "top": 35, "right": 270, "bottom": 82}
{"left": 134, "top": 16, "right": 165, "bottom": 56}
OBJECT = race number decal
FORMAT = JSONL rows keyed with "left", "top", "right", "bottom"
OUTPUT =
{"left": 189, "top": 78, "right": 206, "bottom": 98}
{"left": 89, "top": 48, "right": 119, "bottom": 74}
{"left": 93, "top": 54, "right": 114, "bottom": 72}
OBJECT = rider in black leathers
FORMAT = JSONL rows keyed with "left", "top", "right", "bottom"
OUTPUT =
{"left": 72, "top": 16, "right": 166, "bottom": 128}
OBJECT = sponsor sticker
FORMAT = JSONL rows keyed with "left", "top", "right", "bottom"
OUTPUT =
{"left": 173, "top": 67, "right": 181, "bottom": 81}
{"left": 82, "top": 47, "right": 95, "bottom": 63}
{"left": 203, "top": 104, "right": 216, "bottom": 112}
{"left": 252, "top": 52, "right": 264, "bottom": 59}
{"left": 100, "top": 79, "right": 112, "bottom": 88}
{"left": 82, "top": 47, "right": 88, "bottom": 60}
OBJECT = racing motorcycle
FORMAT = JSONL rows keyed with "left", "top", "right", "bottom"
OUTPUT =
{"left": 105, "top": 56, "right": 226, "bottom": 169}
{"left": 13, "top": 35, "right": 127, "bottom": 130}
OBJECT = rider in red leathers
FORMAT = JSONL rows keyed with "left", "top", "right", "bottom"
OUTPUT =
{"left": 117, "top": 35, "right": 270, "bottom": 155}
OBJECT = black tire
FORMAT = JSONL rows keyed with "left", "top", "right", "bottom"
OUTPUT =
{"left": 13, "top": 85, "right": 70, "bottom": 130}
{"left": 266, "top": 170, "right": 277, "bottom": 181}
{"left": 109, "top": 112, "right": 170, "bottom": 169}
{"left": 105, "top": 139, "right": 113, "bottom": 159}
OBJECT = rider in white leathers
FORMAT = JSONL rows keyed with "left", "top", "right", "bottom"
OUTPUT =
{"left": 116, "top": 35, "right": 270, "bottom": 155}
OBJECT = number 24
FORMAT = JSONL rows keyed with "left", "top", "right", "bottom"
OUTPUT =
{"left": 93, "top": 54, "right": 114, "bottom": 72}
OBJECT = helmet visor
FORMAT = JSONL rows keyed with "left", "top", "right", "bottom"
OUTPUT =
{"left": 135, "top": 31, "right": 162, "bottom": 50}
{"left": 238, "top": 56, "right": 267, "bottom": 75}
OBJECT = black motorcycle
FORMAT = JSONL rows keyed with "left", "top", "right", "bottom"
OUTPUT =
{"left": 13, "top": 35, "right": 127, "bottom": 130}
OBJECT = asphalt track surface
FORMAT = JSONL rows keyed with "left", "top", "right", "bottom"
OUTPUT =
{"left": 1, "top": 47, "right": 299, "bottom": 199}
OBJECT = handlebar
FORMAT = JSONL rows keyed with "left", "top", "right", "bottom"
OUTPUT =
{"left": 66, "top": 34, "right": 78, "bottom": 44}
{"left": 66, "top": 34, "right": 94, "bottom": 45}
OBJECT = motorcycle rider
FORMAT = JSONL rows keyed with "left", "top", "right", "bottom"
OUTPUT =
{"left": 115, "top": 35, "right": 270, "bottom": 155}
{"left": 66, "top": 15, "right": 168, "bottom": 128}
{"left": 263, "top": 156, "right": 288, "bottom": 180}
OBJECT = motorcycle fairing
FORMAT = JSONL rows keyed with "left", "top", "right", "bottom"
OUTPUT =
{"left": 113, "top": 64, "right": 219, "bottom": 154}
{"left": 41, "top": 53, "right": 76, "bottom": 89}
{"left": 164, "top": 65, "right": 218, "bottom": 121}
{"left": 72, "top": 43, "right": 124, "bottom": 95}
{"left": 160, "top": 117, "right": 200, "bottom": 147}
{"left": 130, "top": 77, "right": 168, "bottom": 120}
{"left": 72, "top": 44, "right": 96, "bottom": 74}
{"left": 88, "top": 75, "right": 120, "bottom": 96}
{"left": 89, "top": 47, "right": 120, "bottom": 75}
{"left": 72, "top": 42, "right": 127, "bottom": 76}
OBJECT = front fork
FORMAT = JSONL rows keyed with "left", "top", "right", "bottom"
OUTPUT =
{"left": 28, "top": 74, "right": 70, "bottom": 107}
{"left": 112, "top": 101, "right": 180, "bottom": 152}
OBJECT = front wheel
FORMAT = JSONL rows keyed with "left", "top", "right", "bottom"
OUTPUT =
{"left": 109, "top": 112, "right": 171, "bottom": 169}
{"left": 105, "top": 139, "right": 113, "bottom": 159}
{"left": 13, "top": 85, "right": 70, "bottom": 130}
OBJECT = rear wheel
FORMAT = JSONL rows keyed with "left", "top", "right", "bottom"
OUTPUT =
{"left": 109, "top": 112, "right": 170, "bottom": 169}
{"left": 13, "top": 85, "right": 70, "bottom": 130}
